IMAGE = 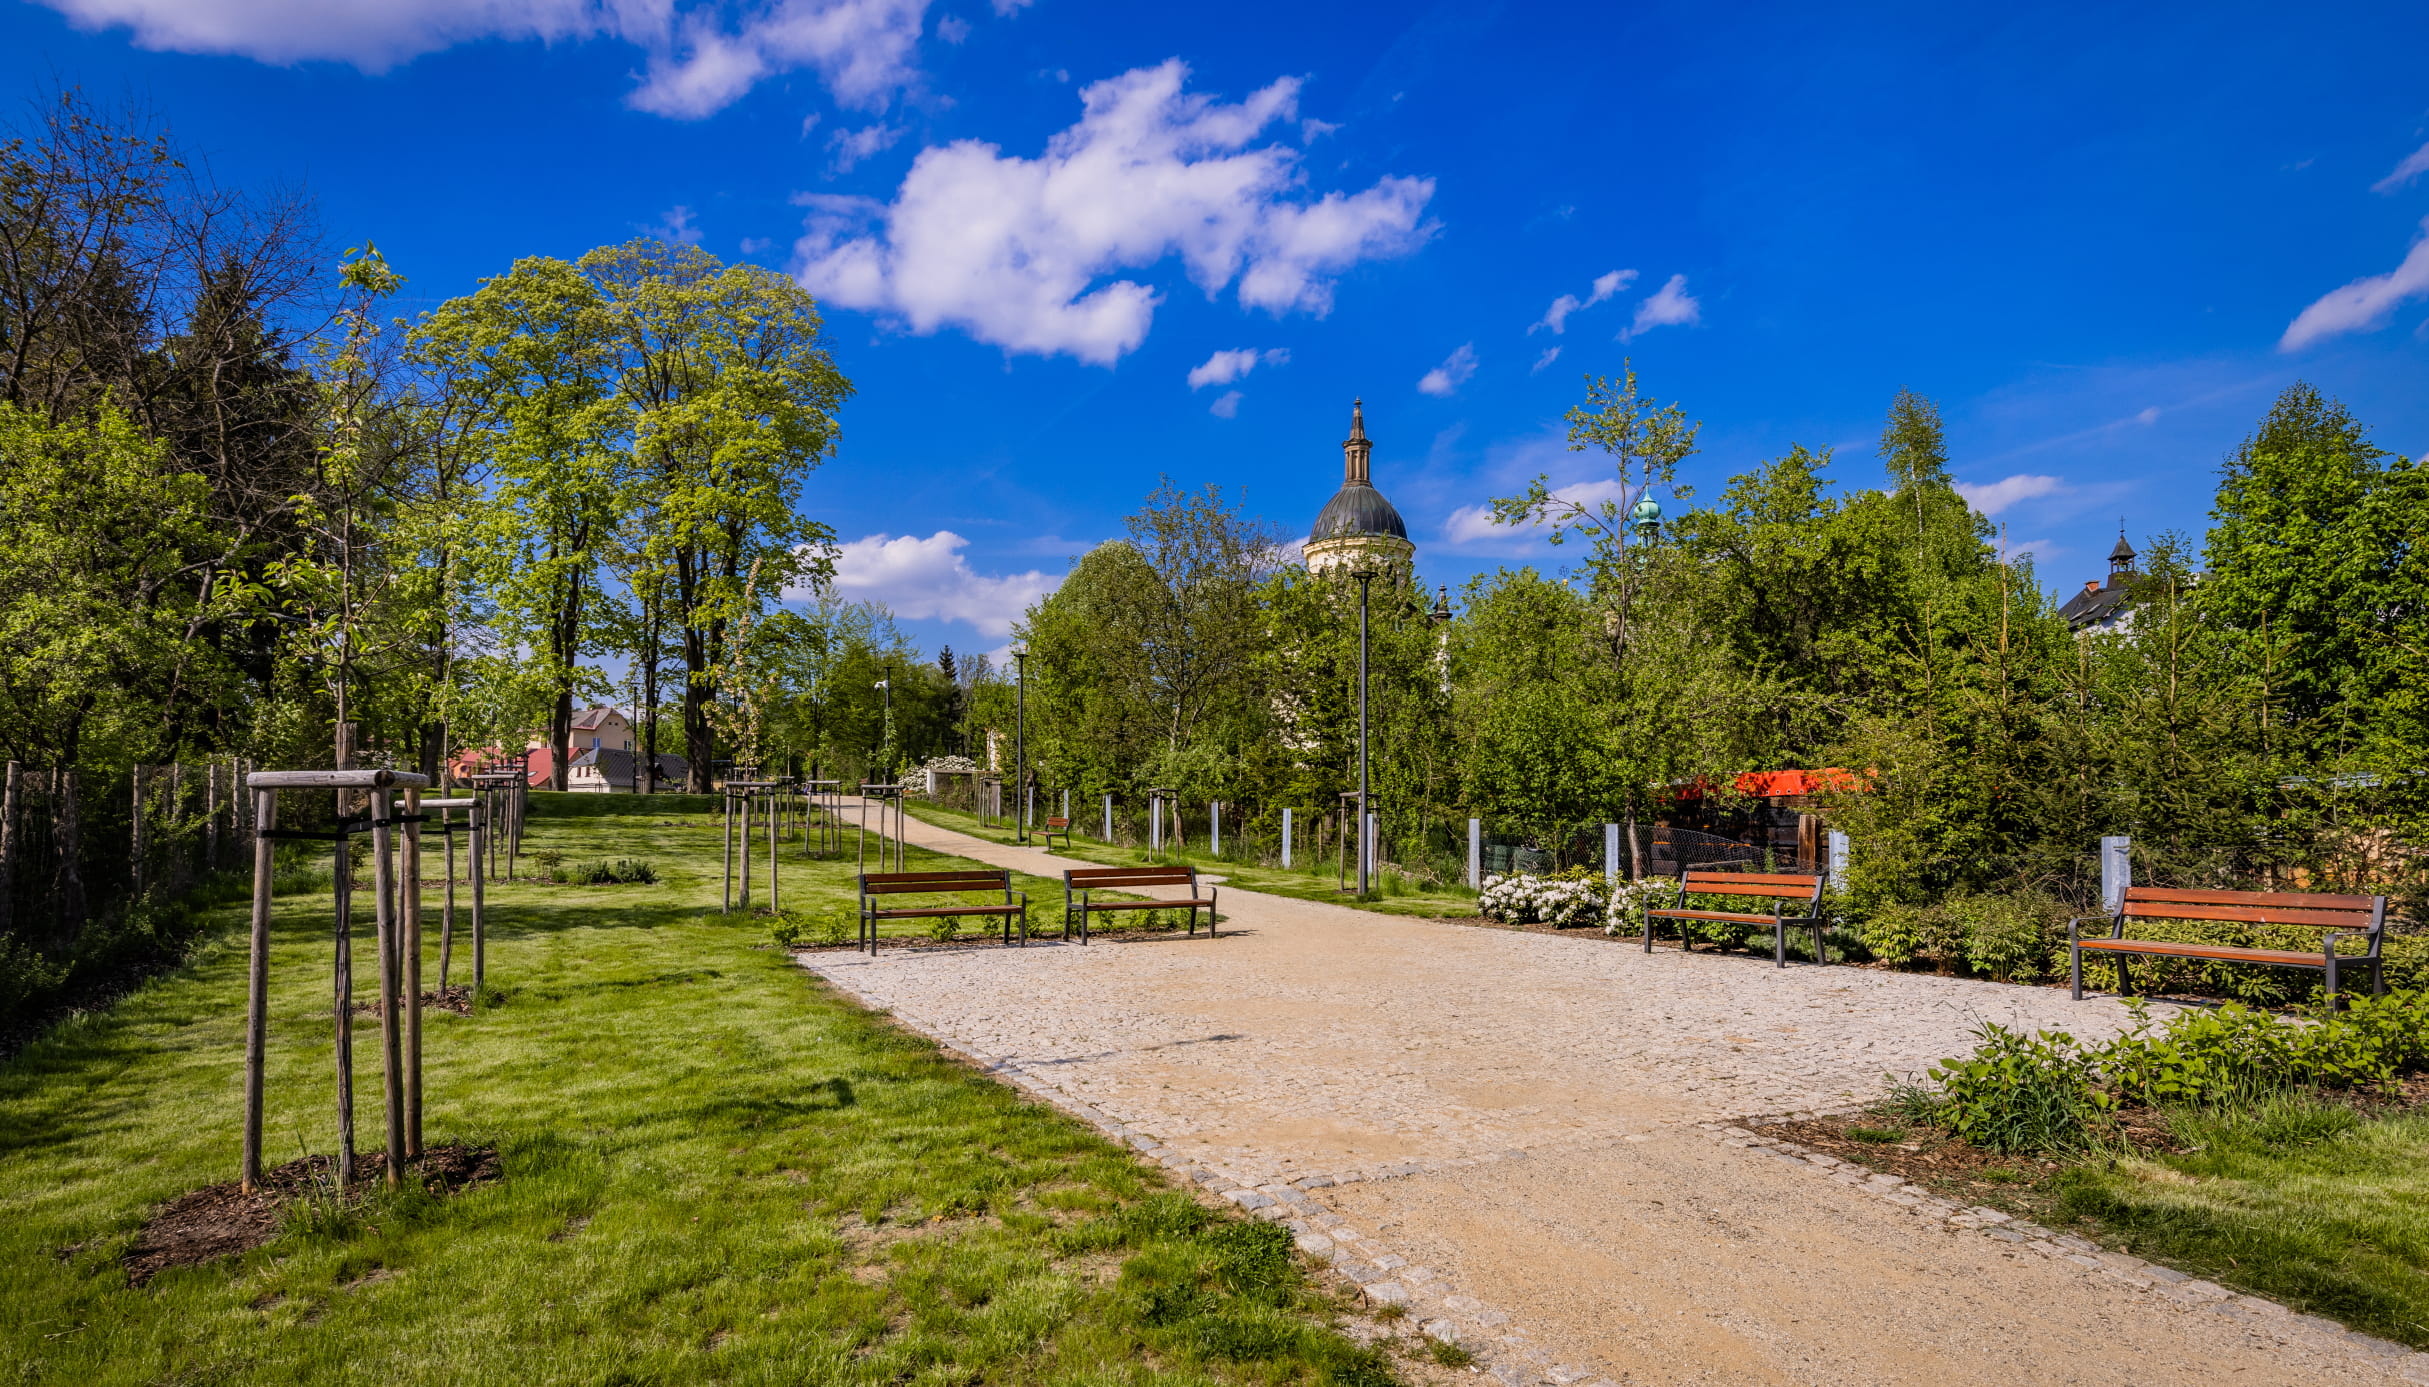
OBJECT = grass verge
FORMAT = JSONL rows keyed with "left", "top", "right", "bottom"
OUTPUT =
{"left": 1776, "top": 1081, "right": 2429, "bottom": 1348}
{"left": 1, "top": 805, "right": 1404, "bottom": 1385}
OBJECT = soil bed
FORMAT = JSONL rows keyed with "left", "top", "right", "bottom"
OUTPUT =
{"left": 122, "top": 1144, "right": 500, "bottom": 1286}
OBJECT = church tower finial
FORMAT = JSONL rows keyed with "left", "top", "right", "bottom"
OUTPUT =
{"left": 1343, "top": 398, "right": 1372, "bottom": 485}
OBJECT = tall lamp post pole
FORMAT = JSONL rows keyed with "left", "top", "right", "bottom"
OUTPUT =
{"left": 1353, "top": 568, "right": 1373, "bottom": 897}
{"left": 1012, "top": 641, "right": 1029, "bottom": 844}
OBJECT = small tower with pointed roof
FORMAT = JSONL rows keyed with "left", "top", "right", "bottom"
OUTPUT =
{"left": 1304, "top": 400, "right": 1416, "bottom": 576}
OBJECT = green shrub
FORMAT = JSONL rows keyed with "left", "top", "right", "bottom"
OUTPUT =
{"left": 771, "top": 910, "right": 852, "bottom": 948}
{"left": 1953, "top": 892, "right": 2065, "bottom": 983}
{"left": 1925, "top": 1021, "right": 2115, "bottom": 1153}
{"left": 552, "top": 858, "right": 656, "bottom": 885}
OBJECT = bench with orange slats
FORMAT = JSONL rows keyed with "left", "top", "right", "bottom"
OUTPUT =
{"left": 1038, "top": 816, "right": 1073, "bottom": 851}
{"left": 2070, "top": 886, "right": 2388, "bottom": 1003}
{"left": 1061, "top": 865, "right": 1218, "bottom": 945}
{"left": 857, "top": 869, "right": 1027, "bottom": 954}
{"left": 1643, "top": 869, "right": 1831, "bottom": 967}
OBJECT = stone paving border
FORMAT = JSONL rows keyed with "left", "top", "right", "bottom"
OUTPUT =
{"left": 1714, "top": 1110, "right": 2429, "bottom": 1384}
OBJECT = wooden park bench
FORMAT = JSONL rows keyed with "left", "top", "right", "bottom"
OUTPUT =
{"left": 1061, "top": 865, "right": 1219, "bottom": 945}
{"left": 1643, "top": 869, "right": 1830, "bottom": 967}
{"left": 858, "top": 869, "right": 1028, "bottom": 954}
{"left": 1039, "top": 816, "right": 1073, "bottom": 851}
{"left": 2071, "top": 886, "right": 2388, "bottom": 1003}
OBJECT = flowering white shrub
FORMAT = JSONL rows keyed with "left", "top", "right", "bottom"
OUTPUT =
{"left": 1604, "top": 877, "right": 1674, "bottom": 935}
{"left": 1477, "top": 871, "right": 1604, "bottom": 928}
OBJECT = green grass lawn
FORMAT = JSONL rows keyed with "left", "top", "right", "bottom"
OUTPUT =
{"left": 2048, "top": 1094, "right": 2429, "bottom": 1346}
{"left": 0, "top": 799, "right": 1403, "bottom": 1386}
{"left": 1794, "top": 1089, "right": 2429, "bottom": 1348}
{"left": 895, "top": 801, "right": 1480, "bottom": 922}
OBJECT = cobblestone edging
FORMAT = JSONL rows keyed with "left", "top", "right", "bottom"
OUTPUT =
{"left": 866, "top": 1000, "right": 1625, "bottom": 1387}
{"left": 1717, "top": 1112, "right": 2429, "bottom": 1384}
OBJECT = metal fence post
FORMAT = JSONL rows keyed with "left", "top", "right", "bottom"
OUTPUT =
{"left": 1102, "top": 792, "right": 1112, "bottom": 842}
{"left": 1468, "top": 818, "right": 1481, "bottom": 888}
{"left": 2101, "top": 836, "right": 2130, "bottom": 912}
{"left": 1603, "top": 823, "right": 1619, "bottom": 886}
{"left": 1281, "top": 807, "right": 1292, "bottom": 869}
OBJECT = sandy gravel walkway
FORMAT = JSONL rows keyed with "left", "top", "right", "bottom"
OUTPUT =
{"left": 798, "top": 807, "right": 2422, "bottom": 1387}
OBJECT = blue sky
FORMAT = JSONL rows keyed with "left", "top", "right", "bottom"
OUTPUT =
{"left": 7, "top": 0, "right": 2428, "bottom": 661}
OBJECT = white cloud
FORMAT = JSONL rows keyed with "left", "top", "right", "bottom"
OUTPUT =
{"left": 2373, "top": 141, "right": 2429, "bottom": 194}
{"left": 989, "top": 0, "right": 1028, "bottom": 11}
{"left": 35, "top": 0, "right": 942, "bottom": 118}
{"left": 828, "top": 121, "right": 905, "bottom": 172}
{"left": 1417, "top": 342, "right": 1478, "bottom": 396}
{"left": 1531, "top": 346, "right": 1561, "bottom": 373}
{"left": 650, "top": 204, "right": 703, "bottom": 245}
{"left": 739, "top": 235, "right": 775, "bottom": 254}
{"left": 1440, "top": 478, "right": 1626, "bottom": 547}
{"left": 791, "top": 60, "right": 1436, "bottom": 364}
{"left": 1954, "top": 473, "right": 2063, "bottom": 515}
{"left": 822, "top": 531, "right": 1054, "bottom": 637}
{"left": 1622, "top": 273, "right": 1700, "bottom": 338}
{"left": 1208, "top": 390, "right": 1242, "bottom": 418}
{"left": 1530, "top": 267, "right": 1633, "bottom": 334}
{"left": 1186, "top": 346, "right": 1287, "bottom": 389}
{"left": 2280, "top": 216, "right": 2429, "bottom": 351}
{"left": 933, "top": 12, "right": 967, "bottom": 41}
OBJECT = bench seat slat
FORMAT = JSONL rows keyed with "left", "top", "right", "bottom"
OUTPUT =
{"left": 1069, "top": 873, "right": 1197, "bottom": 887}
{"left": 1683, "top": 872, "right": 1823, "bottom": 888}
{"left": 869, "top": 904, "right": 1024, "bottom": 919}
{"left": 1648, "top": 908, "right": 1808, "bottom": 926}
{"left": 2078, "top": 939, "right": 2355, "bottom": 966}
{"left": 1080, "top": 898, "right": 1216, "bottom": 911}
{"left": 2121, "top": 902, "right": 2371, "bottom": 929}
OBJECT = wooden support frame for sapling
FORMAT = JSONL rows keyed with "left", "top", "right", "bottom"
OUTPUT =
{"left": 241, "top": 768, "right": 432, "bottom": 1194}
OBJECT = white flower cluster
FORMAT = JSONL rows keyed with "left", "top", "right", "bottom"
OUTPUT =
{"left": 1604, "top": 877, "right": 1675, "bottom": 935}
{"left": 1477, "top": 872, "right": 1605, "bottom": 928}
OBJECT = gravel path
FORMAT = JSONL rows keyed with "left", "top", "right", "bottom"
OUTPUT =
{"left": 798, "top": 807, "right": 2425, "bottom": 1386}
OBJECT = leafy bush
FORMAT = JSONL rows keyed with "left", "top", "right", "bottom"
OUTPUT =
{"left": 550, "top": 858, "right": 656, "bottom": 885}
{"left": 1950, "top": 892, "right": 2065, "bottom": 983}
{"left": 1911, "top": 991, "right": 2429, "bottom": 1152}
{"left": 1603, "top": 878, "right": 1671, "bottom": 935}
{"left": 1478, "top": 869, "right": 1603, "bottom": 927}
{"left": 1925, "top": 1022, "right": 2115, "bottom": 1153}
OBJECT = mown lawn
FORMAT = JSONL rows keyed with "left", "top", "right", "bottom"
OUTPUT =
{"left": 1785, "top": 1088, "right": 2429, "bottom": 1348}
{"left": 896, "top": 801, "right": 1480, "bottom": 922}
{"left": 0, "top": 798, "right": 1401, "bottom": 1386}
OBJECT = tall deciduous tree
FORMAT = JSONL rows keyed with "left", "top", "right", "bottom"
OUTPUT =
{"left": 586, "top": 240, "right": 850, "bottom": 791}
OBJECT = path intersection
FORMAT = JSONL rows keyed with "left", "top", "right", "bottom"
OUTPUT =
{"left": 802, "top": 809, "right": 2426, "bottom": 1387}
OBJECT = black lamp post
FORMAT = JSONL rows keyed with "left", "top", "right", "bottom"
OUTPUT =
{"left": 1011, "top": 641, "right": 1028, "bottom": 844}
{"left": 1352, "top": 567, "right": 1374, "bottom": 897}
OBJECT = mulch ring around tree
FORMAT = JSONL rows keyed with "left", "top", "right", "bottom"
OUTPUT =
{"left": 347, "top": 987, "right": 477, "bottom": 1018}
{"left": 122, "top": 1144, "right": 500, "bottom": 1286}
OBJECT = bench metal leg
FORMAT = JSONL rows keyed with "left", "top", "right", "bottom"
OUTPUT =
{"left": 2070, "top": 945, "right": 2083, "bottom": 1001}
{"left": 2116, "top": 953, "right": 2131, "bottom": 997}
{"left": 1642, "top": 914, "right": 1652, "bottom": 953}
{"left": 2325, "top": 950, "right": 2340, "bottom": 1008}
{"left": 1774, "top": 923, "right": 1787, "bottom": 968}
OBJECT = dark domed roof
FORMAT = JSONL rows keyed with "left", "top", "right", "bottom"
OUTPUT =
{"left": 1312, "top": 483, "right": 1408, "bottom": 542}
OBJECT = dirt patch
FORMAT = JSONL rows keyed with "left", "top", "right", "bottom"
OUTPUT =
{"left": 349, "top": 987, "right": 475, "bottom": 1017}
{"left": 122, "top": 1143, "right": 501, "bottom": 1286}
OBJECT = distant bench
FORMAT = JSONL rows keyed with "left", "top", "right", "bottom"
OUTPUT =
{"left": 1039, "top": 816, "right": 1072, "bottom": 851}
{"left": 1061, "top": 866, "right": 1218, "bottom": 945}
{"left": 857, "top": 869, "right": 1027, "bottom": 954}
{"left": 2072, "top": 886, "right": 2387, "bottom": 1003}
{"left": 1644, "top": 870, "right": 1830, "bottom": 967}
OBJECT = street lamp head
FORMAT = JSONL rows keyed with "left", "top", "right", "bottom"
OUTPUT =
{"left": 1429, "top": 584, "right": 1453, "bottom": 625}
{"left": 1011, "top": 640, "right": 1028, "bottom": 659}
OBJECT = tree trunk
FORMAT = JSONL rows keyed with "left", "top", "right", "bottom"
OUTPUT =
{"left": 549, "top": 686, "right": 573, "bottom": 793}
{"left": 683, "top": 622, "right": 716, "bottom": 793}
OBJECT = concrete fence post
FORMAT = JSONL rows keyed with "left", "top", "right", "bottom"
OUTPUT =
{"left": 1281, "top": 807, "right": 1293, "bottom": 869}
{"left": 1468, "top": 818, "right": 1481, "bottom": 888}
{"left": 1826, "top": 830, "right": 1850, "bottom": 886}
{"left": 2101, "top": 836, "right": 2131, "bottom": 913}
{"left": 1211, "top": 802, "right": 1222, "bottom": 856}
{"left": 1604, "top": 823, "right": 1620, "bottom": 886}
{"left": 1102, "top": 792, "right": 1113, "bottom": 842}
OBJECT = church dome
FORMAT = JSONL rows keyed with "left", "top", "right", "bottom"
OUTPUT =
{"left": 1312, "top": 482, "right": 1409, "bottom": 542}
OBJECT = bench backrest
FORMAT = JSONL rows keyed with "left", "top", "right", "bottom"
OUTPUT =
{"left": 1044, "top": 817, "right": 1071, "bottom": 829}
{"left": 861, "top": 869, "right": 1010, "bottom": 896}
{"left": 2118, "top": 886, "right": 2385, "bottom": 933}
{"left": 1678, "top": 869, "right": 1824, "bottom": 905}
{"left": 1066, "top": 865, "right": 1196, "bottom": 890}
